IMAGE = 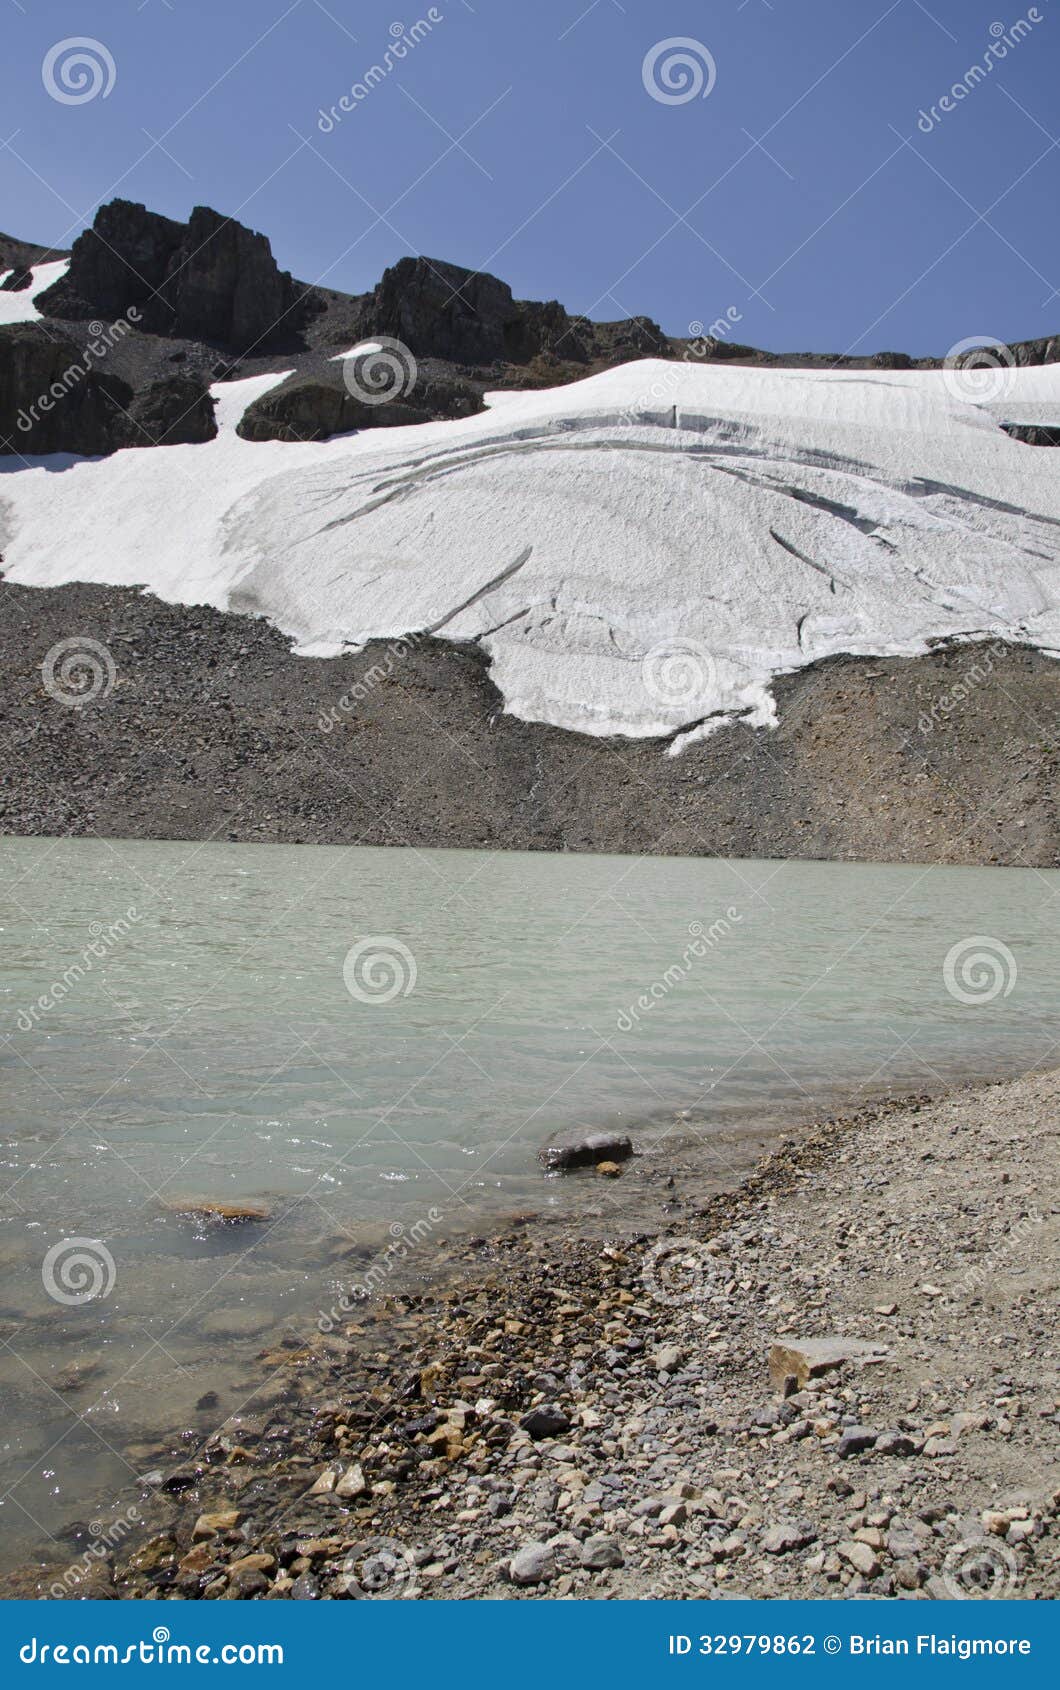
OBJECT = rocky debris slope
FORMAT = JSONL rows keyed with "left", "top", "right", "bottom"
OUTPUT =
{"left": 21, "top": 1067, "right": 1057, "bottom": 1601}
{"left": 0, "top": 581, "right": 1056, "bottom": 865}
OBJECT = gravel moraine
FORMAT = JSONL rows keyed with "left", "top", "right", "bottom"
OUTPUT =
{"left": 19, "top": 1067, "right": 1059, "bottom": 1602}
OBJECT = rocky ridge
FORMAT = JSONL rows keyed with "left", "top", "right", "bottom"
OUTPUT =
{"left": 4, "top": 197, "right": 1060, "bottom": 458}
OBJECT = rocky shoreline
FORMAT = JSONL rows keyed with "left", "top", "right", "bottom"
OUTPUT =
{"left": 19, "top": 1066, "right": 1058, "bottom": 1602}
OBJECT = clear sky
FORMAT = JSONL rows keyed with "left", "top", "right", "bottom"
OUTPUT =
{"left": 3, "top": 0, "right": 1059, "bottom": 355}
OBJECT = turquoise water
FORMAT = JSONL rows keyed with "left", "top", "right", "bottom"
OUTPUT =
{"left": 0, "top": 836, "right": 1057, "bottom": 1566}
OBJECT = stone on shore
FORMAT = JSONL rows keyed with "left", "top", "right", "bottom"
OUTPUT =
{"left": 580, "top": 1534, "right": 624, "bottom": 1570}
{"left": 837, "top": 1426, "right": 878, "bottom": 1458}
{"left": 538, "top": 1129, "right": 633, "bottom": 1171}
{"left": 768, "top": 1336, "right": 888, "bottom": 1391}
{"left": 164, "top": 1198, "right": 271, "bottom": 1224}
{"left": 192, "top": 1507, "right": 240, "bottom": 1541}
{"left": 335, "top": 1463, "right": 367, "bottom": 1497}
{"left": 838, "top": 1540, "right": 881, "bottom": 1577}
{"left": 762, "top": 1520, "right": 817, "bottom": 1554}
{"left": 519, "top": 1405, "right": 571, "bottom": 1439}
{"left": 508, "top": 1542, "right": 555, "bottom": 1585}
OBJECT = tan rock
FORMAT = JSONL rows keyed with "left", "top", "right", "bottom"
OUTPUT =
{"left": 164, "top": 1198, "right": 270, "bottom": 1224}
{"left": 192, "top": 1508, "right": 241, "bottom": 1541}
{"left": 838, "top": 1540, "right": 880, "bottom": 1577}
{"left": 334, "top": 1462, "right": 366, "bottom": 1497}
{"left": 228, "top": 1553, "right": 276, "bottom": 1576}
{"left": 768, "top": 1336, "right": 888, "bottom": 1390}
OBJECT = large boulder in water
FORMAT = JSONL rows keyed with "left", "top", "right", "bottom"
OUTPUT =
{"left": 538, "top": 1128, "right": 634, "bottom": 1171}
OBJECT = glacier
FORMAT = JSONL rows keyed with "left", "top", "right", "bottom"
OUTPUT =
{"left": 2, "top": 260, "right": 1059, "bottom": 747}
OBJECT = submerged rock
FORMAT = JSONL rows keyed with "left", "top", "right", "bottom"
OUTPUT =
{"left": 164, "top": 1198, "right": 271, "bottom": 1224}
{"left": 539, "top": 1129, "right": 634, "bottom": 1171}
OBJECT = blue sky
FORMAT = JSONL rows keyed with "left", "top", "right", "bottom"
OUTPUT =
{"left": 3, "top": 0, "right": 1059, "bottom": 355}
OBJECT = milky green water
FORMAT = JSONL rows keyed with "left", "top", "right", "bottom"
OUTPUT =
{"left": 0, "top": 836, "right": 1057, "bottom": 1567}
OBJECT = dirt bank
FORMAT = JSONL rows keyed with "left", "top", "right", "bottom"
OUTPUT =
{"left": 1, "top": 580, "right": 1058, "bottom": 865}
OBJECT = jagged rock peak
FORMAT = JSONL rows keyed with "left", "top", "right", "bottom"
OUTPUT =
{"left": 35, "top": 199, "right": 314, "bottom": 353}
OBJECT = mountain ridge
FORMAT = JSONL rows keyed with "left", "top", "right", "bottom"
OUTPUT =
{"left": 3, "top": 196, "right": 1060, "bottom": 458}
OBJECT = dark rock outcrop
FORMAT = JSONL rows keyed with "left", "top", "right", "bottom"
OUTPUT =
{"left": 236, "top": 366, "right": 482, "bottom": 442}
{"left": 0, "top": 323, "right": 131, "bottom": 457}
{"left": 357, "top": 256, "right": 528, "bottom": 365}
{"left": 36, "top": 200, "right": 313, "bottom": 352}
{"left": 1006, "top": 334, "right": 1060, "bottom": 366}
{"left": 0, "top": 325, "right": 216, "bottom": 457}
{"left": 0, "top": 230, "right": 67, "bottom": 275}
{"left": 118, "top": 375, "right": 217, "bottom": 448}
{"left": 354, "top": 254, "right": 670, "bottom": 371}
{"left": 1001, "top": 422, "right": 1060, "bottom": 446}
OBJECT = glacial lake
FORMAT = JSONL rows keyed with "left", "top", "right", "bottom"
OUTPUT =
{"left": 0, "top": 836, "right": 1058, "bottom": 1569}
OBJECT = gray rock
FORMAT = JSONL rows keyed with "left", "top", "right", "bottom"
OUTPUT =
{"left": 762, "top": 1519, "right": 817, "bottom": 1554}
{"left": 580, "top": 1534, "right": 624, "bottom": 1570}
{"left": 236, "top": 368, "right": 481, "bottom": 444}
{"left": 875, "top": 1430, "right": 920, "bottom": 1457}
{"left": 837, "top": 1426, "right": 878, "bottom": 1458}
{"left": 520, "top": 1405, "right": 571, "bottom": 1440}
{"left": 37, "top": 199, "right": 310, "bottom": 352}
{"left": 289, "top": 1573, "right": 321, "bottom": 1600}
{"left": 768, "top": 1337, "right": 888, "bottom": 1390}
{"left": 509, "top": 1542, "right": 556, "bottom": 1586}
